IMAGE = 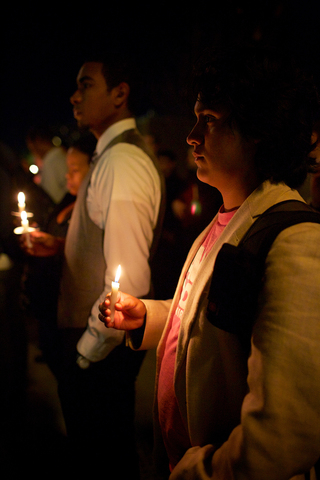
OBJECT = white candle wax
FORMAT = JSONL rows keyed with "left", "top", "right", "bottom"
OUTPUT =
{"left": 18, "top": 192, "right": 26, "bottom": 213}
{"left": 21, "top": 211, "right": 32, "bottom": 248}
{"left": 110, "top": 265, "right": 121, "bottom": 324}
{"left": 21, "top": 210, "right": 29, "bottom": 230}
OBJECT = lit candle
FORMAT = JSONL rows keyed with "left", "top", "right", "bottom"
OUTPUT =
{"left": 21, "top": 210, "right": 32, "bottom": 248}
{"left": 12, "top": 192, "right": 33, "bottom": 219}
{"left": 110, "top": 265, "right": 121, "bottom": 324}
{"left": 21, "top": 210, "right": 29, "bottom": 230}
{"left": 18, "top": 192, "right": 26, "bottom": 213}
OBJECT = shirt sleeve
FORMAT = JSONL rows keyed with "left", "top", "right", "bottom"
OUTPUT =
{"left": 126, "top": 299, "right": 173, "bottom": 351}
{"left": 170, "top": 223, "right": 320, "bottom": 480}
{"left": 77, "top": 143, "right": 161, "bottom": 362}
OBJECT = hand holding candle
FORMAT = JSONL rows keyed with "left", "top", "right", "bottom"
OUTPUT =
{"left": 99, "top": 289, "right": 147, "bottom": 331}
{"left": 110, "top": 265, "right": 121, "bottom": 325}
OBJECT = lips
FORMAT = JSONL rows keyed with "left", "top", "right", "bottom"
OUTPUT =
{"left": 192, "top": 152, "right": 205, "bottom": 161}
{"left": 73, "top": 108, "right": 82, "bottom": 119}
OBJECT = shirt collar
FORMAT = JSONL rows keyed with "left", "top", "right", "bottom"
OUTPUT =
{"left": 96, "top": 118, "right": 137, "bottom": 155}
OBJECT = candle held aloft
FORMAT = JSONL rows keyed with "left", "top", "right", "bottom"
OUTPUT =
{"left": 13, "top": 208, "right": 36, "bottom": 239}
{"left": 21, "top": 211, "right": 32, "bottom": 248}
{"left": 110, "top": 265, "right": 121, "bottom": 324}
{"left": 12, "top": 191, "right": 33, "bottom": 218}
{"left": 21, "top": 210, "right": 29, "bottom": 230}
{"left": 18, "top": 192, "right": 26, "bottom": 213}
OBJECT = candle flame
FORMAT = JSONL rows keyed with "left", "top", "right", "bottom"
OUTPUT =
{"left": 18, "top": 192, "right": 25, "bottom": 205}
{"left": 115, "top": 265, "right": 121, "bottom": 283}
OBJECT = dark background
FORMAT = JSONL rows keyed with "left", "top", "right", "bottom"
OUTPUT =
{"left": 1, "top": 3, "right": 320, "bottom": 475}
{"left": 2, "top": 1, "right": 320, "bottom": 155}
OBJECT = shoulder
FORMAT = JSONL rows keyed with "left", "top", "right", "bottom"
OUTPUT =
{"left": 270, "top": 221, "right": 320, "bottom": 257}
{"left": 94, "top": 143, "right": 152, "bottom": 172}
{"left": 108, "top": 142, "right": 154, "bottom": 167}
{"left": 100, "top": 143, "right": 160, "bottom": 188}
{"left": 264, "top": 222, "right": 320, "bottom": 307}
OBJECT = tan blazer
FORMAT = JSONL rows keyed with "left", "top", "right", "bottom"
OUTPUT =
{"left": 131, "top": 180, "right": 320, "bottom": 480}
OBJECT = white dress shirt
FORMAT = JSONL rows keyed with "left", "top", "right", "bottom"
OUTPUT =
{"left": 77, "top": 118, "right": 162, "bottom": 361}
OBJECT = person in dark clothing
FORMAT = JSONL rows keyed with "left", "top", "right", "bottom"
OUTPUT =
{"left": 22, "top": 52, "right": 164, "bottom": 479}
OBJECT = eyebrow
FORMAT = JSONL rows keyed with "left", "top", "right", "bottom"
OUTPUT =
{"left": 77, "top": 75, "right": 94, "bottom": 84}
{"left": 194, "top": 103, "right": 215, "bottom": 115}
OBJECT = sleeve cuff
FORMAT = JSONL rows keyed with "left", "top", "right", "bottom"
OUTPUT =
{"left": 126, "top": 315, "right": 146, "bottom": 350}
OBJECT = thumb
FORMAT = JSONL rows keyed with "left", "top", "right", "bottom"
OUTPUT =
{"left": 116, "top": 293, "right": 146, "bottom": 317}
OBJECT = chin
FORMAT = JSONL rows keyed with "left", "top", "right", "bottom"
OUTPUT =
{"left": 196, "top": 169, "right": 210, "bottom": 185}
{"left": 77, "top": 122, "right": 91, "bottom": 133}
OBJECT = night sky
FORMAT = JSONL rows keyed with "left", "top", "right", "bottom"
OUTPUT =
{"left": 2, "top": 1, "right": 320, "bottom": 155}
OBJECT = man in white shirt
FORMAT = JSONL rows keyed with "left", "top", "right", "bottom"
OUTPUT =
{"left": 55, "top": 53, "right": 163, "bottom": 478}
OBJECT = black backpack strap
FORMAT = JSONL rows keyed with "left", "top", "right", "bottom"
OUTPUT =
{"left": 239, "top": 200, "right": 320, "bottom": 259}
{"left": 206, "top": 200, "right": 320, "bottom": 346}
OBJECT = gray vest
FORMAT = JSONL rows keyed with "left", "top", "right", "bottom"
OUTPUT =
{"left": 58, "top": 128, "right": 165, "bottom": 329}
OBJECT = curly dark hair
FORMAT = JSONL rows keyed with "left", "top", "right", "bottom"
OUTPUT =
{"left": 192, "top": 44, "right": 320, "bottom": 188}
{"left": 83, "top": 48, "right": 142, "bottom": 116}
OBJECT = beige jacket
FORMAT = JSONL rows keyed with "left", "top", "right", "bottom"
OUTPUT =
{"left": 131, "top": 180, "right": 320, "bottom": 480}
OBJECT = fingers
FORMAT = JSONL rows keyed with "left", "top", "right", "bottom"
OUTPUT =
{"left": 98, "top": 292, "right": 146, "bottom": 331}
{"left": 98, "top": 308, "right": 119, "bottom": 328}
{"left": 99, "top": 295, "right": 111, "bottom": 314}
{"left": 28, "top": 231, "right": 46, "bottom": 243}
{"left": 98, "top": 293, "right": 128, "bottom": 328}
{"left": 98, "top": 296, "right": 113, "bottom": 327}
{"left": 98, "top": 312, "right": 110, "bottom": 327}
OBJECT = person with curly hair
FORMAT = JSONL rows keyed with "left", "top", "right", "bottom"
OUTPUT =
{"left": 99, "top": 45, "right": 320, "bottom": 479}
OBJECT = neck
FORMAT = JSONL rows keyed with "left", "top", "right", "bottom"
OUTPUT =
{"left": 92, "top": 111, "right": 133, "bottom": 139}
{"left": 221, "top": 205, "right": 240, "bottom": 213}
{"left": 221, "top": 176, "right": 261, "bottom": 211}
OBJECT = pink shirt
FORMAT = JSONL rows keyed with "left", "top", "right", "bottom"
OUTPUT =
{"left": 157, "top": 207, "right": 237, "bottom": 471}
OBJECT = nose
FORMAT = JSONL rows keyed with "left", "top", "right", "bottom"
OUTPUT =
{"left": 186, "top": 122, "right": 202, "bottom": 146}
{"left": 70, "top": 89, "right": 81, "bottom": 105}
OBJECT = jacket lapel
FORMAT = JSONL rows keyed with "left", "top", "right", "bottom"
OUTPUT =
{"left": 172, "top": 180, "right": 304, "bottom": 378}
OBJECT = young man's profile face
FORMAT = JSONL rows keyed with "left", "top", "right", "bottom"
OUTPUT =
{"left": 70, "top": 62, "right": 116, "bottom": 138}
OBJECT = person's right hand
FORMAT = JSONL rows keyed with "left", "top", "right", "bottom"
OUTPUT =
{"left": 98, "top": 291, "right": 146, "bottom": 331}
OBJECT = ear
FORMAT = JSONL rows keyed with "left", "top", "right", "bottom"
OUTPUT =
{"left": 112, "top": 82, "right": 130, "bottom": 107}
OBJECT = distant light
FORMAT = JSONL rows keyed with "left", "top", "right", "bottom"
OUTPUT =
{"left": 52, "top": 136, "right": 62, "bottom": 147}
{"left": 190, "top": 200, "right": 202, "bottom": 216}
{"left": 29, "top": 164, "right": 39, "bottom": 174}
